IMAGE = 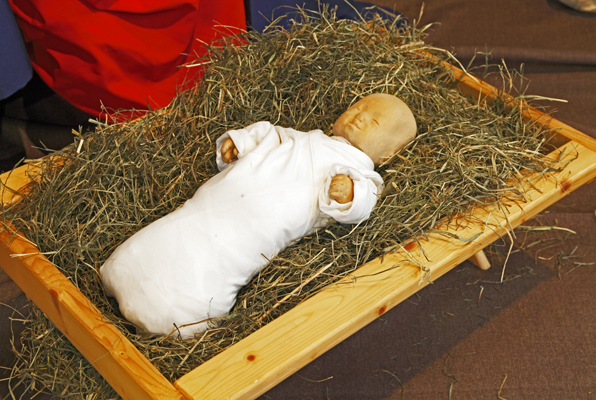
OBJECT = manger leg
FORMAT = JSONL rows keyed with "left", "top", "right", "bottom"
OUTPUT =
{"left": 468, "top": 249, "right": 491, "bottom": 270}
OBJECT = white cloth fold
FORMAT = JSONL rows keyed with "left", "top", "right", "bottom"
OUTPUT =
{"left": 101, "top": 121, "right": 383, "bottom": 338}
{"left": 319, "top": 164, "right": 384, "bottom": 224}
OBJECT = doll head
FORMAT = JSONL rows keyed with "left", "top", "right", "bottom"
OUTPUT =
{"left": 332, "top": 93, "right": 417, "bottom": 165}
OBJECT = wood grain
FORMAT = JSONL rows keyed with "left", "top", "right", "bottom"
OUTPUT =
{"left": 0, "top": 163, "right": 36, "bottom": 206}
{"left": 176, "top": 140, "right": 596, "bottom": 400}
{"left": 442, "top": 56, "right": 595, "bottom": 152}
{"left": 1, "top": 52, "right": 596, "bottom": 400}
{"left": 0, "top": 229, "right": 186, "bottom": 400}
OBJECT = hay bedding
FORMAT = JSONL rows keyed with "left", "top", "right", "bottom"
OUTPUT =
{"left": 5, "top": 8, "right": 565, "bottom": 398}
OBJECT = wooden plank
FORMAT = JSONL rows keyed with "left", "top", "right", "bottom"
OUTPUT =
{"left": 175, "top": 139, "right": 596, "bottom": 400}
{"left": 0, "top": 163, "right": 36, "bottom": 206}
{"left": 0, "top": 229, "right": 187, "bottom": 400}
{"left": 2, "top": 52, "right": 596, "bottom": 400}
{"left": 443, "top": 59, "right": 595, "bottom": 152}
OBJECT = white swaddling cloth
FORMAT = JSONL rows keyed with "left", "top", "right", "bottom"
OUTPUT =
{"left": 100, "top": 121, "right": 383, "bottom": 338}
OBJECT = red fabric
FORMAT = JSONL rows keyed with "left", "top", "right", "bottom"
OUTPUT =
{"left": 9, "top": 0, "right": 246, "bottom": 119}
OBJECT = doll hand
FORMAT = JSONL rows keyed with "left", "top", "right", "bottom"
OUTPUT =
{"left": 221, "top": 138, "right": 239, "bottom": 163}
{"left": 328, "top": 174, "right": 354, "bottom": 204}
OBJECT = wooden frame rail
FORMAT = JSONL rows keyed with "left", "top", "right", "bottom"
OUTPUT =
{"left": 1, "top": 61, "right": 596, "bottom": 400}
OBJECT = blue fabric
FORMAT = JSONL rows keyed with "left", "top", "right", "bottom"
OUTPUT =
{"left": 248, "top": 0, "right": 406, "bottom": 32}
{"left": 0, "top": 0, "right": 32, "bottom": 100}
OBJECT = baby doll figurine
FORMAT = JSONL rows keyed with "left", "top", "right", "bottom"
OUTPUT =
{"left": 100, "top": 93, "right": 417, "bottom": 339}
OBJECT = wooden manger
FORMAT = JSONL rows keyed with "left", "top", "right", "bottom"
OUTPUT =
{"left": 2, "top": 58, "right": 596, "bottom": 400}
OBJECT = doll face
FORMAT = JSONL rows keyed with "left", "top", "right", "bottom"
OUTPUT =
{"left": 333, "top": 94, "right": 416, "bottom": 165}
